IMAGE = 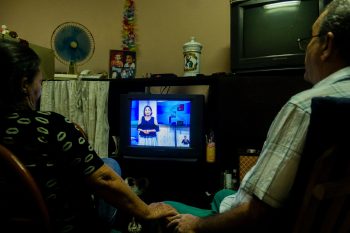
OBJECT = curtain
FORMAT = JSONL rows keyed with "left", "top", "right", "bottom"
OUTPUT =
{"left": 40, "top": 80, "right": 110, "bottom": 158}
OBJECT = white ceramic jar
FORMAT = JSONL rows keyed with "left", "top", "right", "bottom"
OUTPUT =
{"left": 183, "top": 37, "right": 202, "bottom": 77}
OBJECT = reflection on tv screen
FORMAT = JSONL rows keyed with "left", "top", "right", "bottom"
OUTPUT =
{"left": 129, "top": 99, "right": 191, "bottom": 148}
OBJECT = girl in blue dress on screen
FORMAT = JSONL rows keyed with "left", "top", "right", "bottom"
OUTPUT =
{"left": 137, "top": 105, "right": 160, "bottom": 146}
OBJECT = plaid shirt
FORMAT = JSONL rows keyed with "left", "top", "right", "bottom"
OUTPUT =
{"left": 220, "top": 66, "right": 350, "bottom": 212}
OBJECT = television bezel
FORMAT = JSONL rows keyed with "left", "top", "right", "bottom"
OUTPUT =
{"left": 119, "top": 93, "right": 205, "bottom": 162}
{"left": 230, "top": 0, "right": 326, "bottom": 73}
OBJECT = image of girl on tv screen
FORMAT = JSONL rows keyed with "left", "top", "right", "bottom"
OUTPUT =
{"left": 137, "top": 105, "right": 160, "bottom": 146}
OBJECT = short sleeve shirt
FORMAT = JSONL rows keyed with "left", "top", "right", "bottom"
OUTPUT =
{"left": 0, "top": 111, "right": 105, "bottom": 233}
{"left": 220, "top": 66, "right": 350, "bottom": 211}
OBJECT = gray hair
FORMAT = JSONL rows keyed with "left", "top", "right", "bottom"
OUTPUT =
{"left": 319, "top": 0, "right": 350, "bottom": 63}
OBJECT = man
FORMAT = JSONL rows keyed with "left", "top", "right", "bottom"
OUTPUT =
{"left": 166, "top": 0, "right": 350, "bottom": 232}
{"left": 181, "top": 136, "right": 190, "bottom": 145}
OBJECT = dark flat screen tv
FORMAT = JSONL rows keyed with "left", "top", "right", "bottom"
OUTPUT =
{"left": 119, "top": 94, "right": 205, "bottom": 162}
{"left": 231, "top": 0, "right": 327, "bottom": 73}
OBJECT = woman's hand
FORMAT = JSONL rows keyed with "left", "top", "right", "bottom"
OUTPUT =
{"left": 146, "top": 202, "right": 178, "bottom": 220}
{"left": 139, "top": 129, "right": 148, "bottom": 134}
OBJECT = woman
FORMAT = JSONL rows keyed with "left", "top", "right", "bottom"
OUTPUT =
{"left": 137, "top": 105, "right": 159, "bottom": 146}
{"left": 0, "top": 40, "right": 176, "bottom": 232}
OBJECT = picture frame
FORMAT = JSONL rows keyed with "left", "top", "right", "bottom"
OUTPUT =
{"left": 109, "top": 50, "right": 136, "bottom": 79}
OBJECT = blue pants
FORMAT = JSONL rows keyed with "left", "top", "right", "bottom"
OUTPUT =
{"left": 97, "top": 157, "right": 122, "bottom": 226}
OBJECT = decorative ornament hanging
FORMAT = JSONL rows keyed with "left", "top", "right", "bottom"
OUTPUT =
{"left": 122, "top": 0, "right": 136, "bottom": 51}
{"left": 1, "top": 25, "right": 29, "bottom": 46}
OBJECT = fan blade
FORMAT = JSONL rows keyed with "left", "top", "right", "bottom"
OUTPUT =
{"left": 52, "top": 22, "right": 94, "bottom": 65}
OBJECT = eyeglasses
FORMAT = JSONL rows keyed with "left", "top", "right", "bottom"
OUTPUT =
{"left": 297, "top": 34, "right": 324, "bottom": 51}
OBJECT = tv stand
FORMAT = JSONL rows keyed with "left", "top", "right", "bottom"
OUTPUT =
{"left": 116, "top": 157, "right": 211, "bottom": 207}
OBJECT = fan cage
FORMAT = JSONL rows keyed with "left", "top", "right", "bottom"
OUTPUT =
{"left": 51, "top": 22, "right": 95, "bottom": 67}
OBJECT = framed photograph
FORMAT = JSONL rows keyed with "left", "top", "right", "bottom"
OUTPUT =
{"left": 109, "top": 50, "right": 136, "bottom": 79}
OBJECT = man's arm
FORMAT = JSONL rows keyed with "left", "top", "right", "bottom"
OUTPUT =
{"left": 168, "top": 195, "right": 277, "bottom": 233}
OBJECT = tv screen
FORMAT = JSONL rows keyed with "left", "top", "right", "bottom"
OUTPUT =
{"left": 119, "top": 94, "right": 205, "bottom": 162}
{"left": 231, "top": 0, "right": 324, "bottom": 72}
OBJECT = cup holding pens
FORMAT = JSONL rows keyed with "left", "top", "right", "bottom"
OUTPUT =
{"left": 206, "top": 140, "right": 216, "bottom": 163}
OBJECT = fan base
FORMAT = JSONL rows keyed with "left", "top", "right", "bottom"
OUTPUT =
{"left": 68, "top": 61, "right": 77, "bottom": 74}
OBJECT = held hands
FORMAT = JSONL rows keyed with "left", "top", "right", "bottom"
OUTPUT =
{"left": 140, "top": 129, "right": 150, "bottom": 134}
{"left": 167, "top": 214, "right": 200, "bottom": 233}
{"left": 146, "top": 202, "right": 178, "bottom": 220}
{"left": 140, "top": 129, "right": 156, "bottom": 134}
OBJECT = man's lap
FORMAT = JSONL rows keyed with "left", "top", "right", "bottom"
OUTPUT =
{"left": 164, "top": 189, "right": 236, "bottom": 217}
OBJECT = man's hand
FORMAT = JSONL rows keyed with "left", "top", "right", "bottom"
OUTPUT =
{"left": 167, "top": 214, "right": 200, "bottom": 233}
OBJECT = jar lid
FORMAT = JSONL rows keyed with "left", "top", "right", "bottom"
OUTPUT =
{"left": 183, "top": 36, "right": 202, "bottom": 50}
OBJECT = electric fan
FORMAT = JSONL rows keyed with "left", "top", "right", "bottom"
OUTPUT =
{"left": 51, "top": 22, "right": 95, "bottom": 74}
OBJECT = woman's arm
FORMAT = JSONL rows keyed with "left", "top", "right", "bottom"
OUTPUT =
{"left": 86, "top": 164, "right": 176, "bottom": 220}
{"left": 137, "top": 117, "right": 143, "bottom": 129}
{"left": 137, "top": 117, "right": 145, "bottom": 132}
{"left": 152, "top": 117, "right": 160, "bottom": 132}
{"left": 153, "top": 116, "right": 159, "bottom": 126}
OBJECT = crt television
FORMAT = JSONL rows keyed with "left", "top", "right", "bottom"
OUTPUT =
{"left": 119, "top": 93, "right": 205, "bottom": 162}
{"left": 231, "top": 0, "right": 327, "bottom": 73}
